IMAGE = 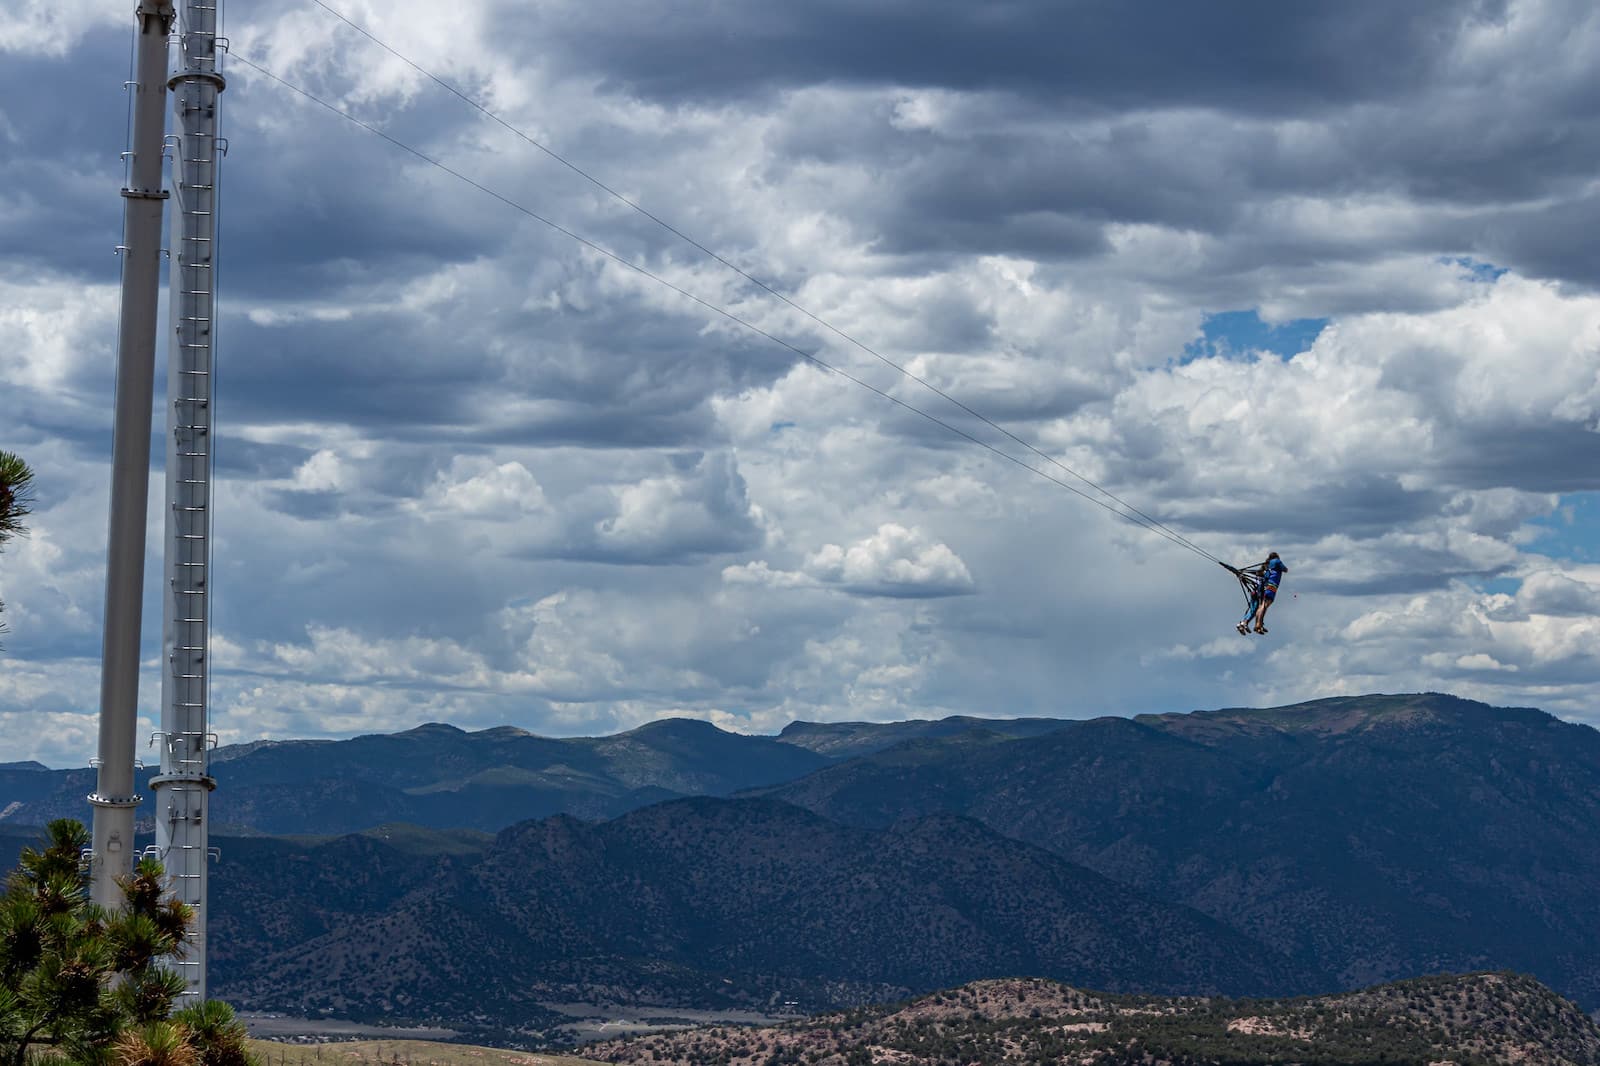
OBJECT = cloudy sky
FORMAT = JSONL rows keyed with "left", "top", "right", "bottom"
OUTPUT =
{"left": 3, "top": 0, "right": 1599, "bottom": 766}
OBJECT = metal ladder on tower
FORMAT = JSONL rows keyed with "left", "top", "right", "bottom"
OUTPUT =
{"left": 153, "top": 0, "right": 227, "bottom": 1004}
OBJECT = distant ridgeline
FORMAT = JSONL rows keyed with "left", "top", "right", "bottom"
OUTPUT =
{"left": 4, "top": 692, "right": 1600, "bottom": 1043}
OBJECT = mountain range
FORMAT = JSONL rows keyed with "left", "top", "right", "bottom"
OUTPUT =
{"left": 208, "top": 798, "right": 1309, "bottom": 1037}
{"left": 0, "top": 714, "right": 1076, "bottom": 834}
{"left": 0, "top": 717, "right": 834, "bottom": 833}
{"left": 755, "top": 693, "right": 1600, "bottom": 1009}
{"left": 3, "top": 691, "right": 1599, "bottom": 1041}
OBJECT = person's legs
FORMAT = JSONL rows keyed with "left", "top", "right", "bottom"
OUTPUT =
{"left": 1253, "top": 588, "right": 1276, "bottom": 631}
{"left": 1239, "top": 594, "right": 1260, "bottom": 632}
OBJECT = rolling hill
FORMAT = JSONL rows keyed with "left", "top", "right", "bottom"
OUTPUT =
{"left": 589, "top": 971, "right": 1600, "bottom": 1066}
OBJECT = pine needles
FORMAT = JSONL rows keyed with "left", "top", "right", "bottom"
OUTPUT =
{"left": 0, "top": 449, "right": 32, "bottom": 640}
{"left": 0, "top": 449, "right": 34, "bottom": 544}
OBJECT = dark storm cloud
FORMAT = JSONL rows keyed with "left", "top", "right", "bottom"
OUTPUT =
{"left": 0, "top": 31, "right": 132, "bottom": 279}
{"left": 1482, "top": 191, "right": 1600, "bottom": 288}
{"left": 219, "top": 285, "right": 793, "bottom": 450}
{"left": 868, "top": 379, "right": 1109, "bottom": 455}
{"left": 265, "top": 488, "right": 346, "bottom": 520}
{"left": 874, "top": 202, "right": 1110, "bottom": 260}
{"left": 861, "top": 127, "right": 1245, "bottom": 254}
{"left": 1310, "top": 562, "right": 1511, "bottom": 598}
{"left": 211, "top": 540, "right": 518, "bottom": 644}
{"left": 219, "top": 83, "right": 530, "bottom": 299}
{"left": 223, "top": 54, "right": 835, "bottom": 302}
{"left": 1177, "top": 476, "right": 1454, "bottom": 542}
{"left": 841, "top": 103, "right": 1598, "bottom": 266}
{"left": 0, "top": 165, "right": 124, "bottom": 281}
{"left": 1437, "top": 425, "right": 1600, "bottom": 494}
{"left": 528, "top": 0, "right": 1494, "bottom": 114}
{"left": 193, "top": 68, "right": 821, "bottom": 454}
{"left": 483, "top": 311, "right": 798, "bottom": 445}
{"left": 221, "top": 314, "right": 493, "bottom": 429}
{"left": 0, "top": 387, "right": 114, "bottom": 460}
{"left": 510, "top": 0, "right": 1599, "bottom": 286}
{"left": 214, "top": 439, "right": 314, "bottom": 480}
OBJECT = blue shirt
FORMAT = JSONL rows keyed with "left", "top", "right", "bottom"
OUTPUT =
{"left": 1261, "top": 557, "right": 1287, "bottom": 591}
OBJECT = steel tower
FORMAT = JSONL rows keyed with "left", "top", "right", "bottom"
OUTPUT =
{"left": 89, "top": 0, "right": 176, "bottom": 911}
{"left": 151, "top": 0, "right": 227, "bottom": 1003}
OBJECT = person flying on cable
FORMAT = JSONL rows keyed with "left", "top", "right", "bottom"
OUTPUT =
{"left": 1235, "top": 552, "right": 1288, "bottom": 635}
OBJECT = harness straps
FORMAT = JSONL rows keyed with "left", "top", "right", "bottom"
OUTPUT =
{"left": 1221, "top": 560, "right": 1267, "bottom": 608}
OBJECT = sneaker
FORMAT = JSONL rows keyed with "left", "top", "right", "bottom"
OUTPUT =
{"left": 1236, "top": 622, "right": 1250, "bottom": 635}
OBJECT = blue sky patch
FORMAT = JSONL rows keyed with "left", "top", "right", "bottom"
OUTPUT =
{"left": 1445, "top": 256, "right": 1509, "bottom": 283}
{"left": 1184, "top": 310, "right": 1329, "bottom": 363}
{"left": 1526, "top": 493, "right": 1600, "bottom": 562}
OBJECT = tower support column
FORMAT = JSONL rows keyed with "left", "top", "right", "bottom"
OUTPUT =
{"left": 152, "top": 0, "right": 226, "bottom": 1004}
{"left": 90, "top": 0, "right": 176, "bottom": 910}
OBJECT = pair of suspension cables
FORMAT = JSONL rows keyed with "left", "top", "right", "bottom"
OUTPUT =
{"left": 227, "top": 2, "right": 1227, "bottom": 571}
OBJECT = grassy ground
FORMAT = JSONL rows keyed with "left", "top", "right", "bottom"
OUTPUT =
{"left": 249, "top": 1039, "right": 600, "bottom": 1066}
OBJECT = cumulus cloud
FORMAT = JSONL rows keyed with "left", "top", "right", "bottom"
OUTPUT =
{"left": 431, "top": 457, "right": 549, "bottom": 519}
{"left": 1512, "top": 570, "right": 1600, "bottom": 617}
{"left": 1055, "top": 274, "right": 1598, "bottom": 592}
{"left": 1142, "top": 637, "right": 1256, "bottom": 666}
{"left": 0, "top": 0, "right": 120, "bottom": 56}
{"left": 1268, "top": 568, "right": 1600, "bottom": 717}
{"left": 0, "top": 278, "right": 116, "bottom": 390}
{"left": 721, "top": 560, "right": 811, "bottom": 590}
{"left": 720, "top": 524, "right": 976, "bottom": 599}
{"left": 804, "top": 523, "right": 975, "bottom": 598}
{"left": 594, "top": 451, "right": 766, "bottom": 562}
